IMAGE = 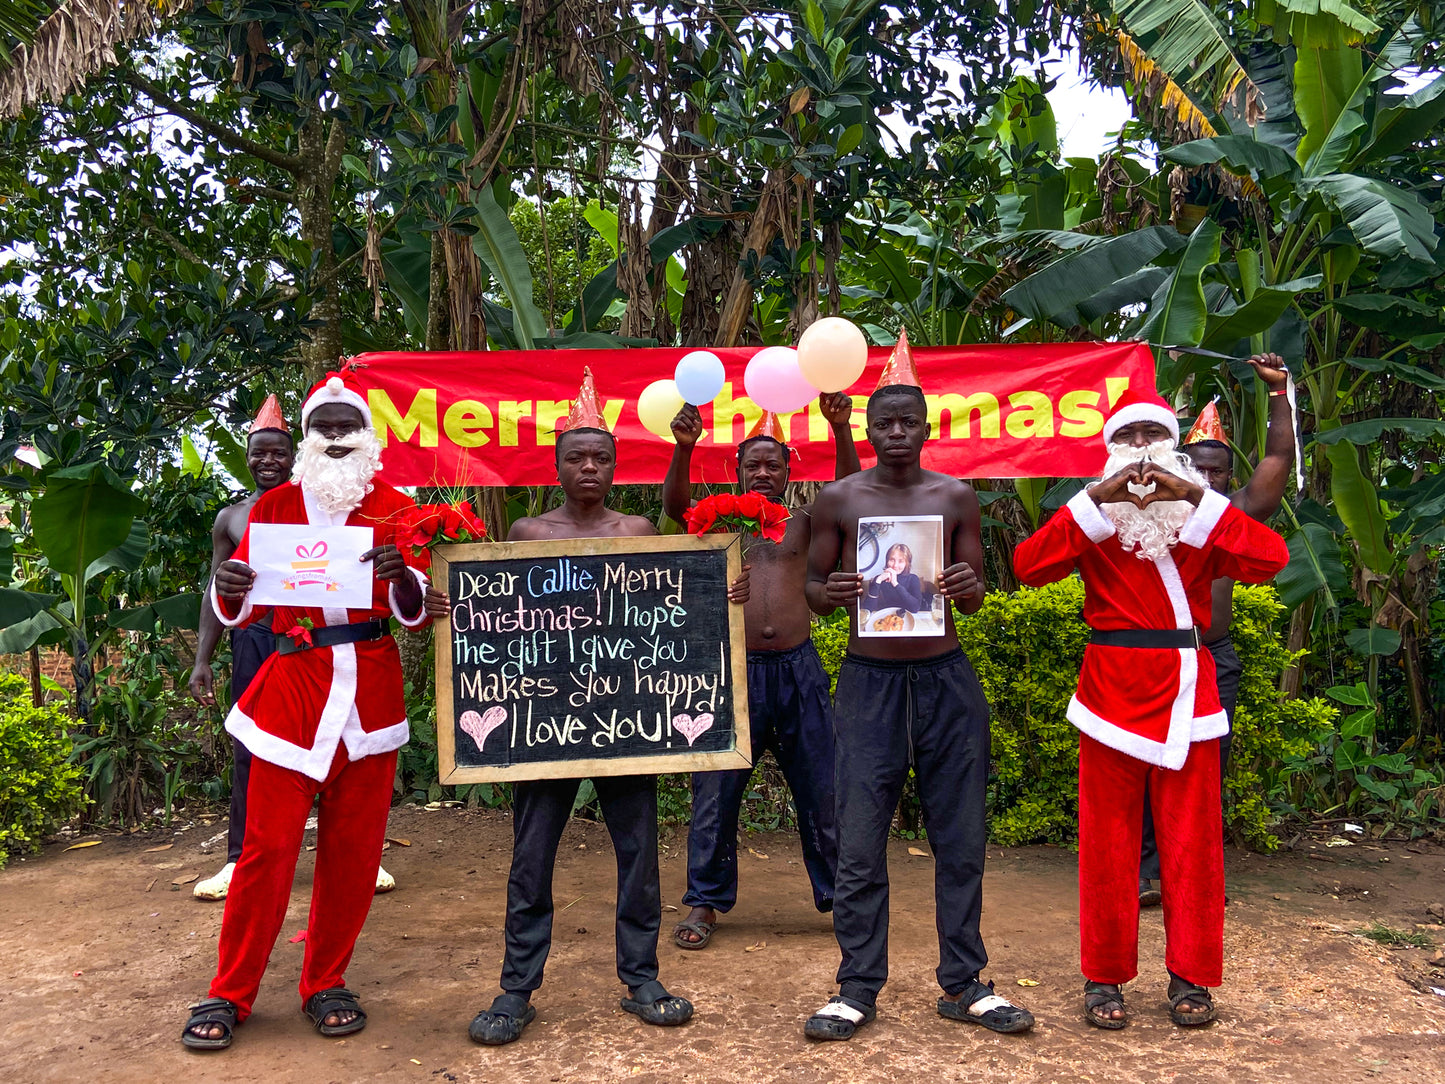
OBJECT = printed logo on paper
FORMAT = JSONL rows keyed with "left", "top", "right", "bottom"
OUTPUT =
{"left": 283, "top": 541, "right": 342, "bottom": 592}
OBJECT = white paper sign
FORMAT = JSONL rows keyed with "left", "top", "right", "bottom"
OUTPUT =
{"left": 248, "top": 524, "right": 375, "bottom": 609}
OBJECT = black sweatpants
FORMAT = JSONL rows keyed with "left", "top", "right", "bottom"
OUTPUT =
{"left": 1140, "top": 635, "right": 1242, "bottom": 881}
{"left": 226, "top": 624, "right": 275, "bottom": 864}
{"left": 831, "top": 649, "right": 991, "bottom": 1006}
{"left": 501, "top": 775, "right": 661, "bottom": 995}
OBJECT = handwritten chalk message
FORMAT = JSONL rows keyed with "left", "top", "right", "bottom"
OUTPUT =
{"left": 434, "top": 535, "right": 751, "bottom": 783}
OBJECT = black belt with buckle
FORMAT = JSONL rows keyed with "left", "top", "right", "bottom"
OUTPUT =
{"left": 1089, "top": 627, "right": 1202, "bottom": 650}
{"left": 276, "top": 617, "right": 391, "bottom": 655}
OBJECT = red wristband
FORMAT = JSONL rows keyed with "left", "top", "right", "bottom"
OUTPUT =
{"left": 1269, "top": 389, "right": 1288, "bottom": 396}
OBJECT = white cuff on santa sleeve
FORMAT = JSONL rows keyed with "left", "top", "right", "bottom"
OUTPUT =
{"left": 1067, "top": 489, "right": 1117, "bottom": 543}
{"left": 389, "top": 566, "right": 430, "bottom": 628}
{"left": 208, "top": 567, "right": 255, "bottom": 628}
{"left": 1177, "top": 488, "right": 1230, "bottom": 549}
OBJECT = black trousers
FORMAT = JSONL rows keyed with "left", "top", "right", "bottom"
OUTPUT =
{"left": 684, "top": 641, "right": 837, "bottom": 914}
{"left": 226, "top": 624, "right": 275, "bottom": 864}
{"left": 831, "top": 649, "right": 991, "bottom": 1006}
{"left": 1140, "top": 636, "right": 1242, "bottom": 881}
{"left": 501, "top": 775, "right": 661, "bottom": 995}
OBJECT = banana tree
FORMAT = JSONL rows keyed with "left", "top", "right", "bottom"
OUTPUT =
{"left": 0, "top": 463, "right": 198, "bottom": 717}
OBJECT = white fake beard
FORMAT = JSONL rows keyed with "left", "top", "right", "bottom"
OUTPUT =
{"left": 1099, "top": 439, "right": 1208, "bottom": 561}
{"left": 292, "top": 429, "right": 382, "bottom": 515}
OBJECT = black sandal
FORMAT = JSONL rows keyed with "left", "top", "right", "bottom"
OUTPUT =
{"left": 938, "top": 978, "right": 1035, "bottom": 1034}
{"left": 181, "top": 996, "right": 238, "bottom": 1051}
{"left": 804, "top": 994, "right": 876, "bottom": 1041}
{"left": 302, "top": 986, "right": 368, "bottom": 1037}
{"left": 620, "top": 979, "right": 694, "bottom": 1026}
{"left": 672, "top": 918, "right": 716, "bottom": 950}
{"left": 1083, "top": 981, "right": 1128, "bottom": 1029}
{"left": 469, "top": 993, "right": 536, "bottom": 1045}
{"left": 1167, "top": 977, "right": 1217, "bottom": 1027}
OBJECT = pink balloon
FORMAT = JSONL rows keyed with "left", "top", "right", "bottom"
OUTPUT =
{"left": 744, "top": 346, "right": 817, "bottom": 413}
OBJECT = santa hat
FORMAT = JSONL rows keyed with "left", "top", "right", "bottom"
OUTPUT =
{"left": 560, "top": 367, "right": 610, "bottom": 434}
{"left": 1101, "top": 385, "right": 1180, "bottom": 445}
{"left": 741, "top": 411, "right": 789, "bottom": 448}
{"left": 873, "top": 327, "right": 922, "bottom": 392}
{"left": 1185, "top": 400, "right": 1226, "bottom": 444}
{"left": 248, "top": 394, "right": 290, "bottom": 436}
{"left": 300, "top": 368, "right": 372, "bottom": 433}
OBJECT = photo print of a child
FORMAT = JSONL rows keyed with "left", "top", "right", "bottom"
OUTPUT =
{"left": 857, "top": 514, "right": 946, "bottom": 637}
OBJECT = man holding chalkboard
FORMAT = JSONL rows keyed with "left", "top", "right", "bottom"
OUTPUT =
{"left": 442, "top": 369, "right": 749, "bottom": 1046}
{"left": 801, "top": 339, "right": 1035, "bottom": 1041}
{"left": 662, "top": 395, "right": 858, "bottom": 950}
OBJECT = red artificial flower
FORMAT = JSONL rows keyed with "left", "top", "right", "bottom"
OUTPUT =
{"left": 683, "top": 502, "right": 720, "bottom": 535}
{"left": 756, "top": 500, "right": 790, "bottom": 543}
{"left": 397, "top": 502, "right": 487, "bottom": 557}
{"left": 285, "top": 619, "right": 314, "bottom": 648}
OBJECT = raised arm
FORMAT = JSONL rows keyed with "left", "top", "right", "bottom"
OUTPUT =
{"left": 1235, "top": 353, "right": 1294, "bottom": 521}
{"left": 661, "top": 405, "right": 702, "bottom": 525}
{"left": 818, "top": 392, "right": 861, "bottom": 481}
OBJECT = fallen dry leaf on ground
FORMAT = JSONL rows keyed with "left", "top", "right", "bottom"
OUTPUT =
{"left": 747, "top": 848, "right": 769, "bottom": 859}
{"left": 172, "top": 873, "right": 199, "bottom": 886}
{"left": 745, "top": 941, "right": 766, "bottom": 952}
{"left": 907, "top": 846, "right": 929, "bottom": 857}
{"left": 64, "top": 841, "right": 101, "bottom": 851}
{"left": 143, "top": 844, "right": 174, "bottom": 853}
{"left": 386, "top": 837, "right": 411, "bottom": 847}
{"left": 1017, "top": 978, "right": 1040, "bottom": 987}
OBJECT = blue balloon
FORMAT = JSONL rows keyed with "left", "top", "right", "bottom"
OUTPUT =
{"left": 674, "top": 350, "right": 726, "bottom": 406}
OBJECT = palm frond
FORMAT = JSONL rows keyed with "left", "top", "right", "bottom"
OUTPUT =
{"left": 1110, "top": 0, "right": 1264, "bottom": 122}
{"left": 0, "top": 0, "right": 181, "bottom": 119}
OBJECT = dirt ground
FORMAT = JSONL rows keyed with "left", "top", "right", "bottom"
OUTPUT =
{"left": 2, "top": 807, "right": 1444, "bottom": 1084}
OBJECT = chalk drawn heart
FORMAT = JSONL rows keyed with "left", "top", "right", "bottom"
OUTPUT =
{"left": 295, "top": 541, "right": 329, "bottom": 559}
{"left": 672, "top": 712, "right": 714, "bottom": 747}
{"left": 459, "top": 706, "right": 507, "bottom": 751}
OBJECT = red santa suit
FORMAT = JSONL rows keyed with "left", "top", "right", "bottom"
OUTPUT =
{"left": 204, "top": 404, "right": 428, "bottom": 1022}
{"left": 1014, "top": 486, "right": 1287, "bottom": 987}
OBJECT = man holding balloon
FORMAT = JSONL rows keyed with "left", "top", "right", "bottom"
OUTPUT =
{"left": 660, "top": 327, "right": 863, "bottom": 950}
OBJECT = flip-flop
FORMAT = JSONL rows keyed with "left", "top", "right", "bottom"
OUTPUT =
{"left": 804, "top": 995, "right": 876, "bottom": 1041}
{"left": 621, "top": 979, "right": 694, "bottom": 1026}
{"left": 672, "top": 918, "right": 716, "bottom": 950}
{"left": 302, "top": 986, "right": 367, "bottom": 1037}
{"left": 469, "top": 993, "right": 536, "bottom": 1045}
{"left": 938, "top": 979, "right": 1035, "bottom": 1034}
{"left": 181, "top": 996, "right": 238, "bottom": 1051}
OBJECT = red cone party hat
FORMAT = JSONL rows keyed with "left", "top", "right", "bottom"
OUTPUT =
{"left": 873, "top": 327, "right": 922, "bottom": 390}
{"left": 249, "top": 393, "right": 289, "bottom": 435}
{"left": 1185, "top": 400, "right": 1226, "bottom": 444}
{"left": 1101, "top": 384, "right": 1179, "bottom": 445}
{"left": 743, "top": 410, "right": 789, "bottom": 446}
{"left": 300, "top": 367, "right": 373, "bottom": 433}
{"left": 561, "top": 367, "right": 609, "bottom": 433}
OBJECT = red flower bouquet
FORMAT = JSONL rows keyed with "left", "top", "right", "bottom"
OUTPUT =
{"left": 683, "top": 491, "right": 790, "bottom": 544}
{"left": 397, "top": 501, "right": 487, "bottom": 558}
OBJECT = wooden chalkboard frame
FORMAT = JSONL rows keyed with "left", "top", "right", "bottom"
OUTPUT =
{"left": 433, "top": 532, "right": 752, "bottom": 784}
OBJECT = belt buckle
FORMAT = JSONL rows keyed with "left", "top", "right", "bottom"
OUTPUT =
{"left": 1191, "top": 627, "right": 1202, "bottom": 649}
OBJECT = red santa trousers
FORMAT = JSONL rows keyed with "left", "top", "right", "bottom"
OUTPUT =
{"left": 1078, "top": 733, "right": 1224, "bottom": 987}
{"left": 209, "top": 744, "right": 397, "bottom": 1020}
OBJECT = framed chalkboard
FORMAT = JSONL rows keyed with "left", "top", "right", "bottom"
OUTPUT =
{"left": 434, "top": 533, "right": 752, "bottom": 783}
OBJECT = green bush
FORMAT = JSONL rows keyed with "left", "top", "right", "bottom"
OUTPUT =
{"left": 810, "top": 580, "right": 1333, "bottom": 850}
{"left": 0, "top": 674, "right": 87, "bottom": 867}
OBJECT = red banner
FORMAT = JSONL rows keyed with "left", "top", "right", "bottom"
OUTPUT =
{"left": 349, "top": 343, "right": 1156, "bottom": 486}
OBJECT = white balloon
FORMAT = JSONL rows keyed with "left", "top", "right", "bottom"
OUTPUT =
{"left": 674, "top": 350, "right": 726, "bottom": 405}
{"left": 797, "top": 317, "right": 868, "bottom": 393}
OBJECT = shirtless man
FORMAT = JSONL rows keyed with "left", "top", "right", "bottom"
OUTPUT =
{"left": 189, "top": 399, "right": 395, "bottom": 900}
{"left": 800, "top": 366, "right": 1034, "bottom": 1041}
{"left": 427, "top": 370, "right": 747, "bottom": 1046}
{"left": 662, "top": 393, "right": 859, "bottom": 949}
{"left": 1137, "top": 353, "right": 1294, "bottom": 905}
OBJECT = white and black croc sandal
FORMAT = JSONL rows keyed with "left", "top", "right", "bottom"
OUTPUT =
{"left": 804, "top": 995, "right": 876, "bottom": 1041}
{"left": 938, "top": 979, "right": 1035, "bottom": 1034}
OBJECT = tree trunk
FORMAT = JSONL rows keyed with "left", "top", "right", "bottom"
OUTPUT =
{"left": 427, "top": 230, "right": 451, "bottom": 350}
{"left": 1281, "top": 597, "right": 1313, "bottom": 698}
{"left": 294, "top": 116, "right": 347, "bottom": 383}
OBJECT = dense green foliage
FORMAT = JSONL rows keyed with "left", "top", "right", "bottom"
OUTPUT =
{"left": 0, "top": 673, "right": 85, "bottom": 866}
